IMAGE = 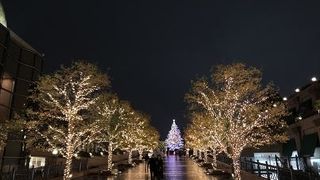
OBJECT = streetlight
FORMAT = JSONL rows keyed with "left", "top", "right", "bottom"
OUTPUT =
{"left": 311, "top": 77, "right": 317, "bottom": 82}
{"left": 295, "top": 88, "right": 300, "bottom": 93}
{"left": 283, "top": 97, "right": 288, "bottom": 101}
{"left": 52, "top": 149, "right": 58, "bottom": 155}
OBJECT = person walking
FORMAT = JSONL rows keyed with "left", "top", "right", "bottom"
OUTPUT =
{"left": 143, "top": 154, "right": 150, "bottom": 172}
{"left": 148, "top": 154, "right": 156, "bottom": 179}
{"left": 155, "top": 155, "right": 164, "bottom": 179}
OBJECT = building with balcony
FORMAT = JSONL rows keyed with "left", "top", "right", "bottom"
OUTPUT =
{"left": 241, "top": 78, "right": 320, "bottom": 174}
{"left": 282, "top": 78, "right": 320, "bottom": 171}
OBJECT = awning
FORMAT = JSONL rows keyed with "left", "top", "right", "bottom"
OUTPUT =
{"left": 301, "top": 133, "right": 319, "bottom": 156}
{"left": 282, "top": 139, "right": 297, "bottom": 157}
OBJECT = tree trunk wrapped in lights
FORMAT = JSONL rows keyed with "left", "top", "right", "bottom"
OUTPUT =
{"left": 95, "top": 95, "right": 159, "bottom": 168}
{"left": 120, "top": 110, "right": 159, "bottom": 164}
{"left": 138, "top": 148, "right": 143, "bottom": 160}
{"left": 94, "top": 94, "right": 129, "bottom": 171}
{"left": 107, "top": 142, "right": 113, "bottom": 171}
{"left": 25, "top": 62, "right": 109, "bottom": 180}
{"left": 184, "top": 112, "right": 222, "bottom": 166}
{"left": 186, "top": 63, "right": 288, "bottom": 180}
{"left": 128, "top": 149, "right": 133, "bottom": 164}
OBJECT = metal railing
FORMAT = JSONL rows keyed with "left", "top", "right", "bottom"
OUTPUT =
{"left": 240, "top": 157, "right": 320, "bottom": 180}
{"left": 0, "top": 159, "right": 88, "bottom": 180}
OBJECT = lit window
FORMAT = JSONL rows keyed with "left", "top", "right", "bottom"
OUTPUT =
{"left": 29, "top": 156, "right": 46, "bottom": 168}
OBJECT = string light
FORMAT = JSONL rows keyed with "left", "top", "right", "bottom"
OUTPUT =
{"left": 26, "top": 62, "right": 109, "bottom": 180}
{"left": 185, "top": 63, "right": 288, "bottom": 180}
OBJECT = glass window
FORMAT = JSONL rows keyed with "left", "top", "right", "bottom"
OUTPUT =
{"left": 0, "top": 89, "right": 13, "bottom": 107}
{"left": 29, "top": 156, "right": 46, "bottom": 168}
{"left": 7, "top": 42, "right": 20, "bottom": 62}
{"left": 4, "top": 58, "right": 18, "bottom": 75}
{"left": 1, "top": 75, "right": 15, "bottom": 92}
{"left": 20, "top": 49, "right": 34, "bottom": 66}
{"left": 0, "top": 27, "right": 8, "bottom": 45}
{"left": 290, "top": 151, "right": 303, "bottom": 170}
{"left": 18, "top": 64, "right": 33, "bottom": 80}
{"left": 14, "top": 79, "right": 30, "bottom": 95}
{"left": 0, "top": 105, "right": 10, "bottom": 120}
{"left": 254, "top": 152, "right": 280, "bottom": 166}
{"left": 12, "top": 94, "right": 26, "bottom": 109}
{"left": 34, "top": 56, "right": 42, "bottom": 71}
{"left": 32, "top": 71, "right": 40, "bottom": 81}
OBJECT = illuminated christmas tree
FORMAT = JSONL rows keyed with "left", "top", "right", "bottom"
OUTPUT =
{"left": 165, "top": 119, "right": 183, "bottom": 151}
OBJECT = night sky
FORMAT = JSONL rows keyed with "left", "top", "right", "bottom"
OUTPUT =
{"left": 2, "top": 0, "right": 320, "bottom": 138}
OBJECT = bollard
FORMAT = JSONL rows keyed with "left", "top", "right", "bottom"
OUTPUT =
{"left": 11, "top": 168, "right": 16, "bottom": 180}
{"left": 250, "top": 158, "right": 254, "bottom": 173}
{"left": 265, "top": 161, "right": 270, "bottom": 180}
{"left": 31, "top": 166, "right": 35, "bottom": 180}
{"left": 257, "top": 160, "right": 261, "bottom": 177}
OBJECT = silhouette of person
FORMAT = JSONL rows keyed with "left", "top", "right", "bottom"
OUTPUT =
{"left": 148, "top": 154, "right": 156, "bottom": 179}
{"left": 143, "top": 153, "right": 149, "bottom": 172}
{"left": 155, "top": 155, "right": 164, "bottom": 179}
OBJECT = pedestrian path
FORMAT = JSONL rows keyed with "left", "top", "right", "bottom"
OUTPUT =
{"left": 112, "top": 155, "right": 222, "bottom": 180}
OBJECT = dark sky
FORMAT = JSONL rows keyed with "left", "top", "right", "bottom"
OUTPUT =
{"left": 2, "top": 0, "right": 320, "bottom": 138}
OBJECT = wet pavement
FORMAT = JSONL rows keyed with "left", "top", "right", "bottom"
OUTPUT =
{"left": 78, "top": 155, "right": 229, "bottom": 180}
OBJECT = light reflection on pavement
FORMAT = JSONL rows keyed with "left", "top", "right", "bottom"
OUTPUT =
{"left": 80, "top": 156, "right": 229, "bottom": 180}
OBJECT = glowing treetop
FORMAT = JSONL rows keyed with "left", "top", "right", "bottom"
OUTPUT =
{"left": 0, "top": 2, "right": 7, "bottom": 27}
{"left": 165, "top": 119, "right": 184, "bottom": 150}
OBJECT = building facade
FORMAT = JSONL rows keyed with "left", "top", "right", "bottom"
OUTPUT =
{"left": 0, "top": 11, "right": 43, "bottom": 169}
{"left": 242, "top": 79, "right": 320, "bottom": 174}
{"left": 283, "top": 79, "right": 320, "bottom": 171}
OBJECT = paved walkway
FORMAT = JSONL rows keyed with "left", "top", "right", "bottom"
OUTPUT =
{"left": 77, "top": 156, "right": 229, "bottom": 179}
{"left": 109, "top": 156, "right": 225, "bottom": 180}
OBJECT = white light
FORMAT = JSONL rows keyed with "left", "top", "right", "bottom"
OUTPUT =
{"left": 74, "top": 154, "right": 78, "bottom": 158}
{"left": 89, "top": 153, "right": 93, "bottom": 157}
{"left": 100, "top": 152, "right": 104, "bottom": 156}
{"left": 297, "top": 116, "right": 302, "bottom": 120}
{"left": 283, "top": 97, "right": 288, "bottom": 101}
{"left": 311, "top": 77, "right": 317, "bottom": 82}
{"left": 52, "top": 149, "right": 58, "bottom": 155}
{"left": 273, "top": 104, "right": 277, "bottom": 107}
{"left": 295, "top": 88, "right": 300, "bottom": 93}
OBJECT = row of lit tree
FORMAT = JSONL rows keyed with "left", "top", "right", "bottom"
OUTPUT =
{"left": 184, "top": 63, "right": 289, "bottom": 180}
{"left": 1, "top": 61, "right": 159, "bottom": 180}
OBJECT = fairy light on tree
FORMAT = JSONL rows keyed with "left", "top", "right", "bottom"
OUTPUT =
{"left": 140, "top": 127, "right": 160, "bottom": 159}
{"left": 121, "top": 110, "right": 148, "bottom": 164}
{"left": 26, "top": 62, "right": 109, "bottom": 180}
{"left": 184, "top": 112, "right": 223, "bottom": 166}
{"left": 116, "top": 108, "right": 160, "bottom": 164}
{"left": 186, "top": 63, "right": 288, "bottom": 180}
{"left": 0, "top": 119, "right": 24, "bottom": 150}
{"left": 165, "top": 119, "right": 184, "bottom": 151}
{"left": 94, "top": 94, "right": 129, "bottom": 171}
{"left": 126, "top": 114, "right": 159, "bottom": 161}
